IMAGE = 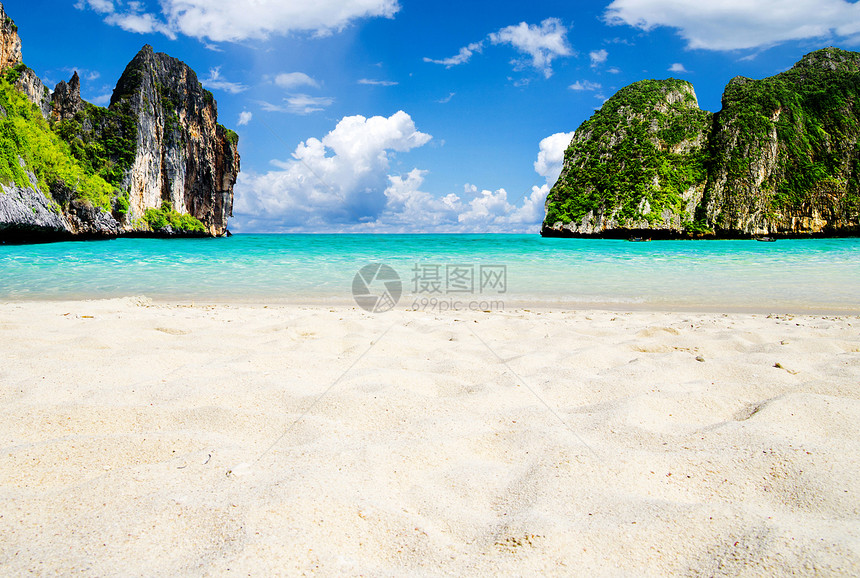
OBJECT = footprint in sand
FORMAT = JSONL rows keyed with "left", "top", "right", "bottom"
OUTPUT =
{"left": 155, "top": 327, "right": 190, "bottom": 336}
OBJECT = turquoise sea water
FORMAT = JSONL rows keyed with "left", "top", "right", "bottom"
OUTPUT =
{"left": 1, "top": 234, "right": 858, "bottom": 312}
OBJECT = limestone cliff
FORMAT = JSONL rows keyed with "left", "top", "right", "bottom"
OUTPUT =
{"left": 51, "top": 71, "right": 83, "bottom": 122}
{"left": 0, "top": 3, "right": 239, "bottom": 241}
{"left": 543, "top": 79, "right": 712, "bottom": 236}
{"left": 543, "top": 47, "right": 860, "bottom": 238}
{"left": 15, "top": 66, "right": 52, "bottom": 119}
{"left": 0, "top": 2, "right": 20, "bottom": 71}
{"left": 110, "top": 46, "right": 239, "bottom": 237}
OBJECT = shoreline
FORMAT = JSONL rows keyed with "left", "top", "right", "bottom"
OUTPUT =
{"left": 1, "top": 299, "right": 858, "bottom": 574}
{"left": 2, "top": 296, "right": 858, "bottom": 317}
{"left": 5, "top": 230, "right": 860, "bottom": 244}
{"left": 540, "top": 226, "right": 860, "bottom": 240}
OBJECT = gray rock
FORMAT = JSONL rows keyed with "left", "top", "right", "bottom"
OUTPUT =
{"left": 51, "top": 71, "right": 83, "bottom": 122}
{"left": 16, "top": 67, "right": 52, "bottom": 119}
{"left": 0, "top": 184, "right": 71, "bottom": 234}
{"left": 65, "top": 199, "right": 122, "bottom": 236}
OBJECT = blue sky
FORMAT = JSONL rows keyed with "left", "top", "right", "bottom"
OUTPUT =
{"left": 8, "top": 1, "right": 860, "bottom": 232}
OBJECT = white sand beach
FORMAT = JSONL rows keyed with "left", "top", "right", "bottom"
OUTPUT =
{"left": 1, "top": 298, "right": 858, "bottom": 575}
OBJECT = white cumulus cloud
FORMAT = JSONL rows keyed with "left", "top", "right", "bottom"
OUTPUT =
{"left": 233, "top": 118, "right": 573, "bottom": 233}
{"left": 376, "top": 170, "right": 462, "bottom": 230}
{"left": 233, "top": 111, "right": 432, "bottom": 229}
{"left": 490, "top": 18, "right": 573, "bottom": 78}
{"left": 456, "top": 185, "right": 547, "bottom": 230}
{"left": 534, "top": 132, "right": 574, "bottom": 185}
{"left": 451, "top": 132, "right": 578, "bottom": 232}
{"left": 605, "top": 0, "right": 860, "bottom": 50}
{"left": 78, "top": 0, "right": 401, "bottom": 42}
{"left": 668, "top": 62, "right": 689, "bottom": 73}
{"left": 425, "top": 18, "right": 574, "bottom": 79}
{"left": 106, "top": 6, "right": 176, "bottom": 38}
{"left": 237, "top": 111, "right": 252, "bottom": 126}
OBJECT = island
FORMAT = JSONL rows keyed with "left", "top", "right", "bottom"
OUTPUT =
{"left": 542, "top": 48, "right": 860, "bottom": 239}
{"left": 0, "top": 2, "right": 240, "bottom": 242}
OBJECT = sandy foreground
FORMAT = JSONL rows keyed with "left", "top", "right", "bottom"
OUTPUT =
{"left": 0, "top": 298, "right": 858, "bottom": 576}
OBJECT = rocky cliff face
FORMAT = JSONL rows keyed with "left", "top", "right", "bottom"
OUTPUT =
{"left": 110, "top": 46, "right": 239, "bottom": 237}
{"left": 543, "top": 47, "right": 860, "bottom": 238}
{"left": 0, "top": 3, "right": 20, "bottom": 71}
{"left": 15, "top": 66, "right": 52, "bottom": 119}
{"left": 51, "top": 71, "right": 83, "bottom": 122}
{"left": 0, "top": 3, "right": 49, "bottom": 118}
{"left": 0, "top": 3, "right": 239, "bottom": 241}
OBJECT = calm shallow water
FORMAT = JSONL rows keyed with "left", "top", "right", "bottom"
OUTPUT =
{"left": 0, "top": 234, "right": 858, "bottom": 312}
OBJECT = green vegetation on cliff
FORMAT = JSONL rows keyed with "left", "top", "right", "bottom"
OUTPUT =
{"left": 544, "top": 47, "right": 860, "bottom": 237}
{"left": 53, "top": 101, "right": 138, "bottom": 188}
{"left": 0, "top": 76, "right": 115, "bottom": 210}
{"left": 3, "top": 62, "right": 26, "bottom": 83}
{"left": 704, "top": 48, "right": 860, "bottom": 227}
{"left": 221, "top": 125, "right": 239, "bottom": 146}
{"left": 544, "top": 79, "right": 712, "bottom": 229}
{"left": 0, "top": 7, "right": 240, "bottom": 240}
{"left": 143, "top": 200, "right": 206, "bottom": 233}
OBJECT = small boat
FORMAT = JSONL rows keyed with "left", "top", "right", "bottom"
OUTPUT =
{"left": 628, "top": 237, "right": 651, "bottom": 242}
{"left": 755, "top": 236, "right": 777, "bottom": 242}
